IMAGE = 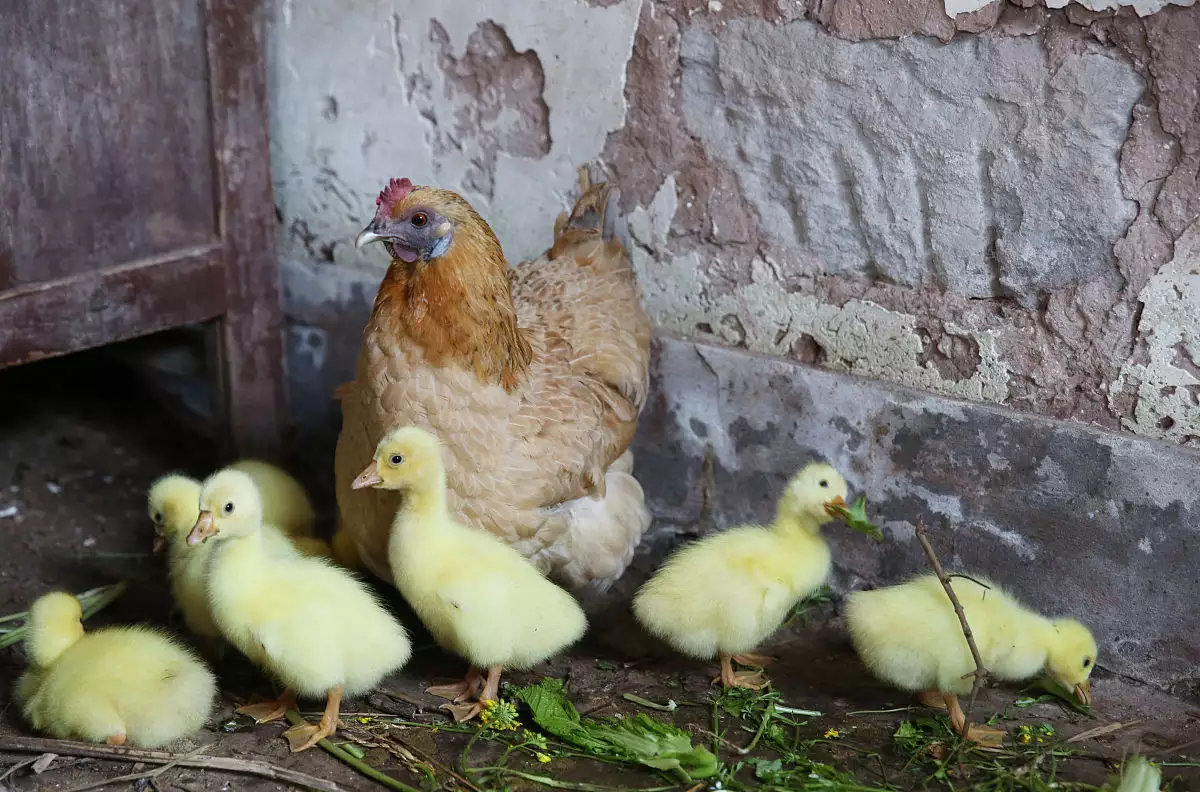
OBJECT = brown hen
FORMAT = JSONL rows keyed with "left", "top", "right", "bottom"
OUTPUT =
{"left": 334, "top": 169, "right": 652, "bottom": 592}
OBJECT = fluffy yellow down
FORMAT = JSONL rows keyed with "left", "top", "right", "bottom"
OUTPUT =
{"left": 225, "top": 459, "right": 316, "bottom": 536}
{"left": 369, "top": 427, "right": 587, "bottom": 671}
{"left": 16, "top": 592, "right": 215, "bottom": 748}
{"left": 632, "top": 463, "right": 848, "bottom": 660}
{"left": 197, "top": 471, "right": 411, "bottom": 698}
{"left": 147, "top": 471, "right": 329, "bottom": 651}
{"left": 846, "top": 574, "right": 1097, "bottom": 700}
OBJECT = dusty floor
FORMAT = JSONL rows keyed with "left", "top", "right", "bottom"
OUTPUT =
{"left": 2, "top": 345, "right": 1199, "bottom": 792}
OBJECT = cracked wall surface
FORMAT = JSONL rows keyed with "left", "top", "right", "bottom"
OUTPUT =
{"left": 594, "top": 1, "right": 1200, "bottom": 446}
{"left": 267, "top": 0, "right": 1200, "bottom": 691}
{"left": 682, "top": 22, "right": 1142, "bottom": 302}
{"left": 1112, "top": 218, "right": 1200, "bottom": 442}
{"left": 946, "top": 0, "right": 1193, "bottom": 18}
{"left": 269, "top": 0, "right": 642, "bottom": 269}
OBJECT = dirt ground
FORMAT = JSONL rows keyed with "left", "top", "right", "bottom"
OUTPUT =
{"left": 2, "top": 345, "right": 1199, "bottom": 792}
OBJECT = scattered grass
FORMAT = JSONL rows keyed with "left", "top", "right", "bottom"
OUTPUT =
{"left": 789, "top": 585, "right": 836, "bottom": 626}
{"left": 623, "top": 693, "right": 678, "bottom": 712}
{"left": 308, "top": 682, "right": 1170, "bottom": 792}
{"left": 889, "top": 714, "right": 1128, "bottom": 791}
{"left": 709, "top": 686, "right": 891, "bottom": 791}
{"left": 283, "top": 709, "right": 421, "bottom": 792}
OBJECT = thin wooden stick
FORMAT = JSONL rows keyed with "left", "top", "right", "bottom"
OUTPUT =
{"left": 912, "top": 517, "right": 988, "bottom": 739}
{"left": 380, "top": 728, "right": 483, "bottom": 792}
{"left": 0, "top": 735, "right": 344, "bottom": 792}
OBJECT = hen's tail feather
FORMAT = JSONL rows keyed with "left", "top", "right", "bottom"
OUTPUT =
{"left": 549, "top": 165, "right": 630, "bottom": 258}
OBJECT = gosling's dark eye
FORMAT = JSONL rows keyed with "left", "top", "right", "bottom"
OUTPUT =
{"left": 153, "top": 512, "right": 163, "bottom": 523}
{"left": 819, "top": 480, "right": 829, "bottom": 488}
{"left": 223, "top": 502, "right": 234, "bottom": 515}
{"left": 411, "top": 213, "right": 427, "bottom": 228}
{"left": 390, "top": 454, "right": 404, "bottom": 465}
{"left": 1082, "top": 658, "right": 1092, "bottom": 669}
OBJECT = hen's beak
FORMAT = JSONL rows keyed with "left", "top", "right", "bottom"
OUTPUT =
{"left": 352, "top": 461, "right": 383, "bottom": 490}
{"left": 187, "top": 511, "right": 217, "bottom": 546}
{"left": 152, "top": 535, "right": 168, "bottom": 554}
{"left": 1073, "top": 680, "right": 1092, "bottom": 706}
{"left": 823, "top": 495, "right": 848, "bottom": 515}
{"left": 355, "top": 223, "right": 383, "bottom": 249}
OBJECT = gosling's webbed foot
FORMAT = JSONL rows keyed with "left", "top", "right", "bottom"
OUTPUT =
{"left": 237, "top": 689, "right": 297, "bottom": 723}
{"left": 728, "top": 670, "right": 770, "bottom": 690}
{"left": 965, "top": 724, "right": 1006, "bottom": 747}
{"left": 426, "top": 668, "right": 483, "bottom": 703}
{"left": 283, "top": 688, "right": 341, "bottom": 753}
{"left": 282, "top": 721, "right": 333, "bottom": 753}
{"left": 731, "top": 651, "right": 776, "bottom": 668}
{"left": 441, "top": 701, "right": 483, "bottom": 723}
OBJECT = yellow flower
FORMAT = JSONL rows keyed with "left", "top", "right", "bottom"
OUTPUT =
{"left": 536, "top": 752, "right": 552, "bottom": 764}
{"left": 358, "top": 717, "right": 371, "bottom": 724}
{"left": 824, "top": 729, "right": 841, "bottom": 739}
{"left": 479, "top": 698, "right": 521, "bottom": 731}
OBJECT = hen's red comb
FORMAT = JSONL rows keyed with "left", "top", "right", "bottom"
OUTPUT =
{"left": 376, "top": 177, "right": 414, "bottom": 212}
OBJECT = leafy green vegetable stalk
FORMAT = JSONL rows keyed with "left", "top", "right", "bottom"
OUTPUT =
{"left": 825, "top": 496, "right": 883, "bottom": 540}
{"left": 513, "top": 679, "right": 718, "bottom": 783}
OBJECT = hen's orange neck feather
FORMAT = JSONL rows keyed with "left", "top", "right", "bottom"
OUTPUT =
{"left": 369, "top": 204, "right": 533, "bottom": 392}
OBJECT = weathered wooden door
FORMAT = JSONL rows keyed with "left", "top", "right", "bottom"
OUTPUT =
{"left": 0, "top": 0, "right": 286, "bottom": 459}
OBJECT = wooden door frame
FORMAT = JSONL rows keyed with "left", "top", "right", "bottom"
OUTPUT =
{"left": 204, "top": 0, "right": 287, "bottom": 461}
{"left": 0, "top": 0, "right": 287, "bottom": 461}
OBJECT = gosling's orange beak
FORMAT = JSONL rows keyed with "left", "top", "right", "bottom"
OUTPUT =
{"left": 1073, "top": 680, "right": 1092, "bottom": 706}
{"left": 352, "top": 461, "right": 383, "bottom": 490}
{"left": 187, "top": 512, "right": 217, "bottom": 546}
{"left": 823, "top": 495, "right": 848, "bottom": 516}
{"left": 152, "top": 535, "right": 168, "bottom": 554}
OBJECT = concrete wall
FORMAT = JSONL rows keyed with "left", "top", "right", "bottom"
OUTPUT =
{"left": 269, "top": 0, "right": 1200, "bottom": 691}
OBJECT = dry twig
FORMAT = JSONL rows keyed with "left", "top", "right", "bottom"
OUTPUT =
{"left": 912, "top": 517, "right": 988, "bottom": 738}
{"left": 0, "top": 735, "right": 344, "bottom": 792}
{"left": 1064, "top": 721, "right": 1141, "bottom": 744}
{"left": 379, "top": 727, "right": 482, "bottom": 792}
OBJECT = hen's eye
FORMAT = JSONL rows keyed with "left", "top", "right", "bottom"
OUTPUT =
{"left": 819, "top": 480, "right": 828, "bottom": 488}
{"left": 1082, "top": 658, "right": 1092, "bottom": 669}
{"left": 223, "top": 502, "right": 234, "bottom": 515}
{"left": 390, "top": 454, "right": 404, "bottom": 466}
{"left": 411, "top": 213, "right": 428, "bottom": 228}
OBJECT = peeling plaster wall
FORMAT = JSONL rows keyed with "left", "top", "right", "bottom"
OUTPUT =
{"left": 270, "top": 0, "right": 1200, "bottom": 448}
{"left": 945, "top": 0, "right": 1193, "bottom": 19}
{"left": 597, "top": 1, "right": 1200, "bottom": 444}
{"left": 1112, "top": 218, "right": 1200, "bottom": 441}
{"left": 269, "top": 0, "right": 642, "bottom": 269}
